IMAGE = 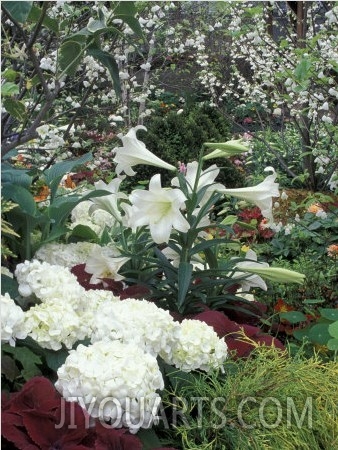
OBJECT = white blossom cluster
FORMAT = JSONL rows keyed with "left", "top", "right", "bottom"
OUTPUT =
{"left": 15, "top": 259, "right": 84, "bottom": 306}
{"left": 219, "top": 2, "right": 338, "bottom": 189}
{"left": 12, "top": 258, "right": 122, "bottom": 349}
{"left": 90, "top": 298, "right": 180, "bottom": 356}
{"left": 160, "top": 319, "right": 228, "bottom": 373}
{"left": 1, "top": 293, "right": 28, "bottom": 346}
{"left": 34, "top": 241, "right": 99, "bottom": 268}
{"left": 55, "top": 340, "right": 164, "bottom": 433}
{"left": 70, "top": 200, "right": 114, "bottom": 237}
{"left": 24, "top": 300, "right": 88, "bottom": 351}
{"left": 8, "top": 249, "right": 228, "bottom": 433}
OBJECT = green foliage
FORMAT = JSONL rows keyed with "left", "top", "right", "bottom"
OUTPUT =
{"left": 1, "top": 153, "right": 110, "bottom": 261}
{"left": 292, "top": 307, "right": 338, "bottom": 355}
{"left": 246, "top": 125, "right": 305, "bottom": 188}
{"left": 137, "top": 104, "right": 245, "bottom": 188}
{"left": 163, "top": 345, "right": 338, "bottom": 450}
{"left": 270, "top": 209, "right": 338, "bottom": 259}
{"left": 1, "top": 343, "right": 42, "bottom": 391}
{"left": 2, "top": 1, "right": 33, "bottom": 24}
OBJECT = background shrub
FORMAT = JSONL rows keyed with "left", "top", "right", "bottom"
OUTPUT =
{"left": 134, "top": 104, "right": 245, "bottom": 188}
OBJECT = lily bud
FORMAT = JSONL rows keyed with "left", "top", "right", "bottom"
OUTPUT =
{"left": 240, "top": 266, "right": 305, "bottom": 285}
{"left": 203, "top": 139, "right": 249, "bottom": 160}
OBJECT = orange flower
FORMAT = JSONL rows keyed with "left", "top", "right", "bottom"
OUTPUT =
{"left": 64, "top": 174, "right": 76, "bottom": 189}
{"left": 274, "top": 298, "right": 294, "bottom": 313}
{"left": 327, "top": 244, "right": 338, "bottom": 258}
{"left": 307, "top": 203, "right": 324, "bottom": 214}
{"left": 34, "top": 185, "right": 50, "bottom": 202}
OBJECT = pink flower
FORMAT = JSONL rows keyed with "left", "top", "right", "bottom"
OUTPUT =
{"left": 243, "top": 117, "right": 253, "bottom": 124}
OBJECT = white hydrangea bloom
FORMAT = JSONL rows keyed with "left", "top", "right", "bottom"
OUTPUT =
{"left": 79, "top": 289, "right": 120, "bottom": 322}
{"left": 70, "top": 200, "right": 113, "bottom": 236}
{"left": 25, "top": 300, "right": 89, "bottom": 351}
{"left": 34, "top": 242, "right": 99, "bottom": 268}
{"left": 55, "top": 340, "right": 164, "bottom": 433}
{"left": 160, "top": 319, "right": 228, "bottom": 372}
{"left": 1, "top": 293, "right": 28, "bottom": 346}
{"left": 91, "top": 298, "right": 180, "bottom": 356}
{"left": 14, "top": 260, "right": 85, "bottom": 310}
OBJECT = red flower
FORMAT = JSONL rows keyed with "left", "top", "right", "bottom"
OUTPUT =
{"left": 274, "top": 298, "right": 294, "bottom": 313}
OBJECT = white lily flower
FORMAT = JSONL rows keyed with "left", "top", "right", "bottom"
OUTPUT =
{"left": 217, "top": 167, "right": 279, "bottom": 221}
{"left": 171, "top": 161, "right": 225, "bottom": 206}
{"left": 231, "top": 249, "right": 269, "bottom": 291}
{"left": 89, "top": 178, "right": 127, "bottom": 223}
{"left": 85, "top": 245, "right": 130, "bottom": 284}
{"left": 128, "top": 174, "right": 190, "bottom": 244}
{"left": 113, "top": 126, "right": 176, "bottom": 176}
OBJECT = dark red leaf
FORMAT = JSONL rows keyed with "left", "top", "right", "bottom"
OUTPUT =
{"left": 100, "top": 278, "right": 125, "bottom": 295}
{"left": 71, "top": 264, "right": 124, "bottom": 294}
{"left": 94, "top": 422, "right": 142, "bottom": 450}
{"left": 6, "top": 377, "right": 60, "bottom": 414}
{"left": 194, "top": 310, "right": 237, "bottom": 337}
{"left": 120, "top": 285, "right": 151, "bottom": 300}
{"left": 1, "top": 411, "right": 38, "bottom": 450}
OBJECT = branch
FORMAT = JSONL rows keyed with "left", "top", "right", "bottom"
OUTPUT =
{"left": 222, "top": 110, "right": 298, "bottom": 179}
{"left": 1, "top": 3, "right": 61, "bottom": 158}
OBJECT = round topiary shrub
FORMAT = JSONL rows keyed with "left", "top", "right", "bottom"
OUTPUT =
{"left": 135, "top": 104, "right": 245, "bottom": 188}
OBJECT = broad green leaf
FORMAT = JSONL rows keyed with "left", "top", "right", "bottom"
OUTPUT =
{"left": 27, "top": 5, "right": 59, "bottom": 33}
{"left": 87, "top": 19, "right": 106, "bottom": 33}
{"left": 1, "top": 82, "right": 19, "bottom": 97}
{"left": 294, "top": 58, "right": 312, "bottom": 82}
{"left": 114, "top": 1, "right": 144, "bottom": 38}
{"left": 1, "top": 354, "right": 20, "bottom": 381}
{"left": 221, "top": 215, "right": 238, "bottom": 226}
{"left": 292, "top": 328, "right": 309, "bottom": 342}
{"left": 308, "top": 221, "right": 322, "bottom": 231}
{"left": 2, "top": 345, "right": 42, "bottom": 380}
{"left": 319, "top": 309, "right": 338, "bottom": 321}
{"left": 137, "top": 429, "right": 163, "bottom": 450}
{"left": 44, "top": 153, "right": 92, "bottom": 185}
{"left": 87, "top": 45, "right": 121, "bottom": 97}
{"left": 1, "top": 163, "right": 33, "bottom": 187}
{"left": 328, "top": 321, "right": 338, "bottom": 339}
{"left": 48, "top": 189, "right": 111, "bottom": 227}
{"left": 1, "top": 275, "right": 19, "bottom": 298}
{"left": 308, "top": 323, "right": 331, "bottom": 345}
{"left": 177, "top": 262, "right": 193, "bottom": 311}
{"left": 162, "top": 360, "right": 198, "bottom": 391}
{"left": 302, "top": 298, "right": 325, "bottom": 305}
{"left": 2, "top": 69, "right": 19, "bottom": 82}
{"left": 3, "top": 98, "right": 26, "bottom": 121}
{"left": 70, "top": 224, "right": 99, "bottom": 242}
{"left": 1, "top": 184, "right": 37, "bottom": 216}
{"left": 58, "top": 40, "right": 83, "bottom": 77}
{"left": 40, "top": 225, "right": 70, "bottom": 245}
{"left": 44, "top": 348, "right": 69, "bottom": 372}
{"left": 279, "top": 311, "right": 307, "bottom": 324}
{"left": 2, "top": 1, "right": 33, "bottom": 23}
{"left": 327, "top": 338, "right": 338, "bottom": 351}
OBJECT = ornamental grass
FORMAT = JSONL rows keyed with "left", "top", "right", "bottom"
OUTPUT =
{"left": 165, "top": 342, "right": 338, "bottom": 450}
